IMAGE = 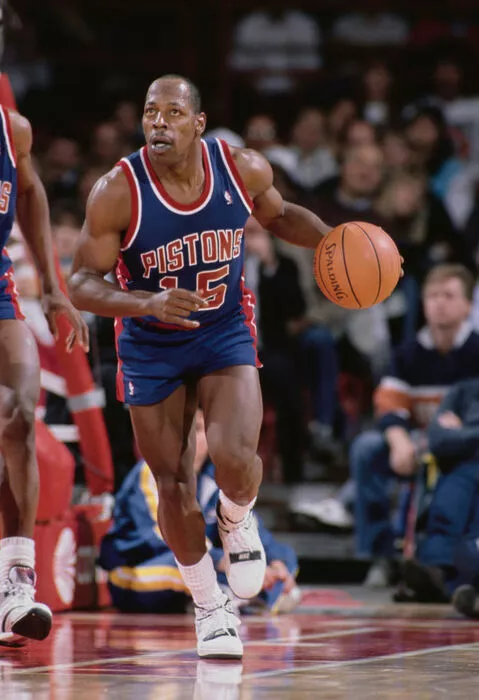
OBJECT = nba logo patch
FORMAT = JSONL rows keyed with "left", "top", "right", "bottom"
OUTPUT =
{"left": 128, "top": 381, "right": 135, "bottom": 396}
{"left": 224, "top": 190, "right": 232, "bottom": 205}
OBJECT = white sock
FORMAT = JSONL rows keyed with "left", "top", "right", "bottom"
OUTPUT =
{"left": 0, "top": 537, "right": 35, "bottom": 583}
{"left": 176, "top": 552, "right": 224, "bottom": 609}
{"left": 218, "top": 491, "right": 256, "bottom": 527}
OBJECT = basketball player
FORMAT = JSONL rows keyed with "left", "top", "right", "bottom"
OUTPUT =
{"left": 0, "top": 107, "right": 89, "bottom": 646}
{"left": 68, "top": 75, "right": 332, "bottom": 659}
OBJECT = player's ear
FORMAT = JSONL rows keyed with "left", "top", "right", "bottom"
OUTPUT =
{"left": 195, "top": 113, "right": 207, "bottom": 137}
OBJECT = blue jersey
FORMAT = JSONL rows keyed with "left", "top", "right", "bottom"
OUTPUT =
{"left": 114, "top": 138, "right": 259, "bottom": 405}
{"left": 0, "top": 106, "right": 22, "bottom": 320}
{"left": 116, "top": 137, "right": 254, "bottom": 331}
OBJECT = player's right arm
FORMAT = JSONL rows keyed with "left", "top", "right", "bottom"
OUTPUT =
{"left": 68, "top": 168, "right": 206, "bottom": 328}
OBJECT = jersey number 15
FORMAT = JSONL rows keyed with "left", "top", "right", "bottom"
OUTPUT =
{"left": 159, "top": 265, "right": 229, "bottom": 310}
{"left": 0, "top": 181, "right": 12, "bottom": 214}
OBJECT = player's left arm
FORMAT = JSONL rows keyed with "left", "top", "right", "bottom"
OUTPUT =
{"left": 11, "top": 110, "right": 89, "bottom": 350}
{"left": 232, "top": 147, "right": 332, "bottom": 248}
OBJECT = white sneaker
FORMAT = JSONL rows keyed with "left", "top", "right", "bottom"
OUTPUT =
{"left": 195, "top": 594, "right": 243, "bottom": 659}
{"left": 292, "top": 498, "right": 354, "bottom": 529}
{"left": 217, "top": 507, "right": 266, "bottom": 600}
{"left": 0, "top": 566, "right": 52, "bottom": 646}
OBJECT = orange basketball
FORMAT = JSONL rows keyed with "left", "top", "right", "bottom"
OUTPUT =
{"left": 314, "top": 222, "right": 402, "bottom": 309}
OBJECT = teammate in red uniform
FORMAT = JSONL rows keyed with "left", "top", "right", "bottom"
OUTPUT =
{"left": 0, "top": 108, "right": 88, "bottom": 646}
{"left": 69, "top": 75, "right": 331, "bottom": 658}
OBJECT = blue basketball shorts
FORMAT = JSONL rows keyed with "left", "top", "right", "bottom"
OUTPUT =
{"left": 0, "top": 262, "right": 24, "bottom": 320}
{"left": 116, "top": 308, "right": 259, "bottom": 405}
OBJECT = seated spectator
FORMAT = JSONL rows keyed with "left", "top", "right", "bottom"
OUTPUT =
{"left": 350, "top": 264, "right": 479, "bottom": 586}
{"left": 327, "top": 99, "right": 358, "bottom": 159}
{"left": 90, "top": 121, "right": 125, "bottom": 169}
{"left": 375, "top": 170, "right": 467, "bottom": 287}
{"left": 50, "top": 199, "right": 83, "bottom": 277}
{"left": 285, "top": 108, "right": 338, "bottom": 190}
{"left": 428, "top": 57, "right": 479, "bottom": 165}
{"left": 359, "top": 61, "right": 397, "bottom": 127}
{"left": 343, "top": 120, "right": 378, "bottom": 149}
{"left": 314, "top": 144, "right": 387, "bottom": 229}
{"left": 399, "top": 378, "right": 479, "bottom": 605}
{"left": 99, "top": 411, "right": 300, "bottom": 614}
{"left": 403, "top": 103, "right": 474, "bottom": 228}
{"left": 381, "top": 129, "right": 414, "bottom": 176}
{"left": 42, "top": 136, "right": 82, "bottom": 202}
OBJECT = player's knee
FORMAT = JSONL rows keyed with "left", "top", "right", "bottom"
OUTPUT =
{"left": 155, "top": 472, "right": 192, "bottom": 503}
{"left": 211, "top": 443, "right": 256, "bottom": 476}
{"left": 0, "top": 385, "right": 18, "bottom": 425}
{"left": 2, "top": 393, "right": 35, "bottom": 445}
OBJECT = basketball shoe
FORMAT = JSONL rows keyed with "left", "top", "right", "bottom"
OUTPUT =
{"left": 0, "top": 566, "right": 52, "bottom": 646}
{"left": 195, "top": 592, "right": 243, "bottom": 659}
{"left": 217, "top": 505, "right": 266, "bottom": 600}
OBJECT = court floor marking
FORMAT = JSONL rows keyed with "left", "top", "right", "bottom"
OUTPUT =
{"left": 242, "top": 642, "right": 479, "bottom": 680}
{"left": 9, "top": 626, "right": 378, "bottom": 675}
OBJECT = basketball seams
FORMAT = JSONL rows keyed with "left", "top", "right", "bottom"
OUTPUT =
{"left": 356, "top": 223, "right": 382, "bottom": 305}
{"left": 341, "top": 225, "right": 361, "bottom": 308}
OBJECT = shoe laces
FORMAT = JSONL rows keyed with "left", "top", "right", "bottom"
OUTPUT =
{"left": 223, "top": 511, "right": 257, "bottom": 547}
{"left": 2, "top": 567, "right": 36, "bottom": 601}
{"left": 196, "top": 596, "right": 240, "bottom": 638}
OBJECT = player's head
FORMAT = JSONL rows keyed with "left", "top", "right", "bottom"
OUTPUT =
{"left": 143, "top": 75, "right": 206, "bottom": 163}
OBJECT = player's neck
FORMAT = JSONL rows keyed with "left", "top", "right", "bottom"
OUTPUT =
{"left": 149, "top": 140, "right": 204, "bottom": 189}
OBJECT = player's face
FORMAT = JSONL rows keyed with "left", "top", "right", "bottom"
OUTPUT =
{"left": 423, "top": 278, "right": 471, "bottom": 330}
{"left": 142, "top": 81, "right": 206, "bottom": 164}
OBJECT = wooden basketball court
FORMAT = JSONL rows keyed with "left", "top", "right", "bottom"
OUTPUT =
{"left": 2, "top": 587, "right": 479, "bottom": 699}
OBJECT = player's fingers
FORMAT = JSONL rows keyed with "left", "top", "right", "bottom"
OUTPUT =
{"left": 172, "top": 299, "right": 203, "bottom": 313}
{"left": 173, "top": 289, "right": 208, "bottom": 307}
{"left": 66, "top": 329, "right": 76, "bottom": 353}
{"left": 45, "top": 310, "right": 59, "bottom": 340}
{"left": 167, "top": 307, "right": 192, "bottom": 318}
{"left": 166, "top": 314, "right": 200, "bottom": 329}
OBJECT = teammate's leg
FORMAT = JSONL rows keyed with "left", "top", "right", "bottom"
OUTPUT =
{"left": 0, "top": 320, "right": 52, "bottom": 645}
{"left": 129, "top": 382, "right": 242, "bottom": 659}
{"left": 198, "top": 365, "right": 266, "bottom": 599}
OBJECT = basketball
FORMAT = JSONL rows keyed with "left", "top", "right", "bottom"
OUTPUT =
{"left": 313, "top": 222, "right": 402, "bottom": 310}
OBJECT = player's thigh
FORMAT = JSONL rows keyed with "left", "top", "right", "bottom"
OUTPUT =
{"left": 0, "top": 320, "right": 40, "bottom": 416}
{"left": 198, "top": 365, "right": 263, "bottom": 461}
{"left": 129, "top": 381, "right": 198, "bottom": 479}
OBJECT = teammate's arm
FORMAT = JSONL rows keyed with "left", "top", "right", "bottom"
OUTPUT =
{"left": 232, "top": 147, "right": 332, "bottom": 248}
{"left": 68, "top": 169, "right": 206, "bottom": 328}
{"left": 11, "top": 110, "right": 89, "bottom": 350}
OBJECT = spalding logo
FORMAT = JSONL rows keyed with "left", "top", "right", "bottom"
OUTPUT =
{"left": 324, "top": 243, "right": 348, "bottom": 301}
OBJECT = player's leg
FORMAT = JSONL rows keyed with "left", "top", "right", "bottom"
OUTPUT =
{"left": 198, "top": 365, "right": 266, "bottom": 599}
{"left": 129, "top": 383, "right": 242, "bottom": 659}
{"left": 0, "top": 320, "right": 52, "bottom": 646}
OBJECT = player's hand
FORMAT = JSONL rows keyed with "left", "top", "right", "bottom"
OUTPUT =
{"left": 438, "top": 411, "right": 463, "bottom": 429}
{"left": 147, "top": 288, "right": 208, "bottom": 329}
{"left": 42, "top": 288, "right": 90, "bottom": 353}
{"left": 263, "top": 560, "right": 296, "bottom": 594}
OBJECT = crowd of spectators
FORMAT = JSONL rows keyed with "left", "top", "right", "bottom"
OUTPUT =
{"left": 7, "top": 2, "right": 479, "bottom": 610}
